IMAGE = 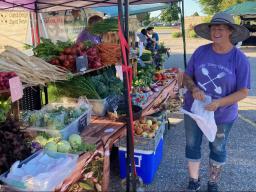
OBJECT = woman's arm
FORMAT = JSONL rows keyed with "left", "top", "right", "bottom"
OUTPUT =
{"left": 182, "top": 73, "right": 205, "bottom": 100}
{"left": 205, "top": 88, "right": 249, "bottom": 111}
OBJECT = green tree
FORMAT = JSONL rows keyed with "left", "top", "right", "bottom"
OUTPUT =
{"left": 198, "top": 0, "right": 222, "bottom": 15}
{"left": 160, "top": 2, "right": 180, "bottom": 23}
{"left": 198, "top": 0, "right": 251, "bottom": 15}
{"left": 136, "top": 12, "right": 150, "bottom": 26}
{"left": 220, "top": 0, "right": 248, "bottom": 10}
{"left": 192, "top": 12, "right": 200, "bottom": 16}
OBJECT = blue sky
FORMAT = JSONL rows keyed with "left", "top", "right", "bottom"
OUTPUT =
{"left": 184, "top": 0, "right": 204, "bottom": 16}
{"left": 151, "top": 0, "right": 205, "bottom": 17}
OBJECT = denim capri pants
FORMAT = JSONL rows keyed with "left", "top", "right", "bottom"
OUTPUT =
{"left": 184, "top": 114, "right": 234, "bottom": 165}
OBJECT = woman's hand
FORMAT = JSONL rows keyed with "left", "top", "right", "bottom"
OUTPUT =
{"left": 205, "top": 100, "right": 220, "bottom": 111}
{"left": 192, "top": 87, "right": 205, "bottom": 101}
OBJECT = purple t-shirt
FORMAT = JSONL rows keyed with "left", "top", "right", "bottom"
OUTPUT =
{"left": 184, "top": 43, "right": 251, "bottom": 124}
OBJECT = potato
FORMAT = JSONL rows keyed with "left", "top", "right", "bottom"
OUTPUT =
{"left": 135, "top": 127, "right": 143, "bottom": 135}
{"left": 140, "top": 117, "right": 146, "bottom": 124}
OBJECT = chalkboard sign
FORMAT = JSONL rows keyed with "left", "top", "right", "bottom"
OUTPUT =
{"left": 106, "top": 95, "right": 121, "bottom": 112}
{"left": 78, "top": 113, "right": 88, "bottom": 132}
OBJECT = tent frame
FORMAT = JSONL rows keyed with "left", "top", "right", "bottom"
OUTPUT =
{"left": 0, "top": 1, "right": 187, "bottom": 191}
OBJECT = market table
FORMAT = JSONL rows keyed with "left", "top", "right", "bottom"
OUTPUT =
{"left": 141, "top": 78, "right": 178, "bottom": 116}
{"left": 57, "top": 77, "right": 179, "bottom": 192}
{"left": 58, "top": 116, "right": 126, "bottom": 192}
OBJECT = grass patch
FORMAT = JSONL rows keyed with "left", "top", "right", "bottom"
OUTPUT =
{"left": 187, "top": 30, "right": 198, "bottom": 38}
{"left": 172, "top": 31, "right": 182, "bottom": 38}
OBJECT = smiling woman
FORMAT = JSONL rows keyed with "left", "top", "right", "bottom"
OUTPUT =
{"left": 182, "top": 12, "right": 251, "bottom": 192}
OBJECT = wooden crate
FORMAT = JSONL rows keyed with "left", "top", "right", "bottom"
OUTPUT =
{"left": 101, "top": 31, "right": 136, "bottom": 48}
{"left": 102, "top": 32, "right": 119, "bottom": 44}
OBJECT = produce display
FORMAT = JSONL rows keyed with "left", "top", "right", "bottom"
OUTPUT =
{"left": 96, "top": 43, "right": 121, "bottom": 65}
{"left": 140, "top": 50, "right": 152, "bottom": 62}
{"left": 50, "top": 42, "right": 91, "bottom": 72}
{"left": 33, "top": 38, "right": 121, "bottom": 72}
{"left": 0, "top": 46, "right": 68, "bottom": 86}
{"left": 32, "top": 134, "right": 96, "bottom": 154}
{"left": 0, "top": 72, "right": 17, "bottom": 90}
{"left": 86, "top": 46, "right": 102, "bottom": 69}
{"left": 162, "top": 96, "right": 183, "bottom": 113}
{"left": 48, "top": 68, "right": 123, "bottom": 101}
{"left": 68, "top": 153, "right": 104, "bottom": 192}
{"left": 134, "top": 117, "right": 161, "bottom": 138}
{"left": 133, "top": 64, "right": 156, "bottom": 88}
{"left": 89, "top": 18, "right": 118, "bottom": 35}
{"left": 0, "top": 120, "right": 32, "bottom": 174}
{"left": 22, "top": 103, "right": 89, "bottom": 130}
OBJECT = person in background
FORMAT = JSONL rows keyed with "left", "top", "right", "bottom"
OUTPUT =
{"left": 137, "top": 28, "right": 155, "bottom": 55}
{"left": 76, "top": 15, "right": 103, "bottom": 44}
{"left": 182, "top": 12, "right": 250, "bottom": 192}
{"left": 147, "top": 26, "right": 159, "bottom": 50}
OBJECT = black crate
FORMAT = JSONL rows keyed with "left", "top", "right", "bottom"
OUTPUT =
{"left": 20, "top": 86, "right": 42, "bottom": 110}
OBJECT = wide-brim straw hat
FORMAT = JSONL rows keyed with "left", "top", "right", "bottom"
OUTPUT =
{"left": 194, "top": 12, "right": 250, "bottom": 44}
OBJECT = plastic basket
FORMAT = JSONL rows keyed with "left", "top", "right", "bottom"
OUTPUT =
{"left": 88, "top": 98, "right": 108, "bottom": 116}
{"left": 119, "top": 120, "right": 165, "bottom": 151}
{"left": 25, "top": 107, "right": 92, "bottom": 140}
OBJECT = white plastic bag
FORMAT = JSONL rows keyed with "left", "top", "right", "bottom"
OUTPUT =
{"left": 1, "top": 150, "right": 78, "bottom": 191}
{"left": 181, "top": 96, "right": 217, "bottom": 142}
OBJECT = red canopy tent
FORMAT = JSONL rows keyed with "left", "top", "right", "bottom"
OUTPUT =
{"left": 0, "top": 1, "right": 185, "bottom": 191}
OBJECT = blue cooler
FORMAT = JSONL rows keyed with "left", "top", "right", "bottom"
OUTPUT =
{"left": 118, "top": 139, "right": 163, "bottom": 184}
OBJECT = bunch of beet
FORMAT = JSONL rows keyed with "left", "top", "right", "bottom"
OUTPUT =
{"left": 50, "top": 42, "right": 86, "bottom": 72}
{"left": 86, "top": 47, "right": 102, "bottom": 69}
{"left": 0, "top": 72, "right": 17, "bottom": 90}
{"left": 0, "top": 120, "right": 32, "bottom": 174}
{"left": 50, "top": 42, "right": 102, "bottom": 72}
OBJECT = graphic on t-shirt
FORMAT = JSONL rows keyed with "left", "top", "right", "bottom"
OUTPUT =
{"left": 198, "top": 67, "right": 226, "bottom": 94}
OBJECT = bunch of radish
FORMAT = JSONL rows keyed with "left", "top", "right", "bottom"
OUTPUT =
{"left": 86, "top": 47, "right": 102, "bottom": 69}
{"left": 50, "top": 42, "right": 87, "bottom": 72}
{"left": 0, "top": 72, "right": 17, "bottom": 90}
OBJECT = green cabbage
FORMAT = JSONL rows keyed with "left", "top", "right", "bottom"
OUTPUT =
{"left": 57, "top": 140, "right": 71, "bottom": 153}
{"left": 68, "top": 134, "right": 82, "bottom": 149}
{"left": 45, "top": 141, "right": 58, "bottom": 152}
{"left": 35, "top": 136, "right": 48, "bottom": 146}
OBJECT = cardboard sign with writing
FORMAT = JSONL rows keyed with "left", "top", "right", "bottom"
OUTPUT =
{"left": 9, "top": 76, "right": 23, "bottom": 102}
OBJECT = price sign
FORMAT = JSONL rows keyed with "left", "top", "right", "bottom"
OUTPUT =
{"left": 78, "top": 113, "right": 88, "bottom": 132}
{"left": 9, "top": 76, "right": 23, "bottom": 102}
{"left": 76, "top": 56, "right": 88, "bottom": 72}
{"left": 106, "top": 95, "right": 121, "bottom": 112}
{"left": 115, "top": 65, "right": 123, "bottom": 81}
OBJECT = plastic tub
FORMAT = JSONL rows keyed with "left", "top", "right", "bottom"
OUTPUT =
{"left": 88, "top": 98, "right": 108, "bottom": 116}
{"left": 26, "top": 108, "right": 92, "bottom": 140}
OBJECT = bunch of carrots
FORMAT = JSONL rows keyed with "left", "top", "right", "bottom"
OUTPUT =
{"left": 96, "top": 43, "right": 121, "bottom": 66}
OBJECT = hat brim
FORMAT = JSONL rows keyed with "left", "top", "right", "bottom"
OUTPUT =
{"left": 194, "top": 22, "right": 250, "bottom": 44}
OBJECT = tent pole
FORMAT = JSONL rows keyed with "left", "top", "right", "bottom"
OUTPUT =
{"left": 117, "top": 1, "right": 131, "bottom": 192}
{"left": 124, "top": 0, "right": 137, "bottom": 191}
{"left": 35, "top": 3, "right": 40, "bottom": 46}
{"left": 29, "top": 12, "right": 35, "bottom": 47}
{"left": 180, "top": 0, "right": 187, "bottom": 69}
